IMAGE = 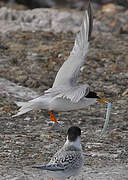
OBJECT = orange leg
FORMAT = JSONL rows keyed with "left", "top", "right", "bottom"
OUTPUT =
{"left": 48, "top": 111, "right": 57, "bottom": 123}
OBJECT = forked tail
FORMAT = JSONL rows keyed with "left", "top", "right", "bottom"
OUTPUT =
{"left": 12, "top": 101, "right": 33, "bottom": 117}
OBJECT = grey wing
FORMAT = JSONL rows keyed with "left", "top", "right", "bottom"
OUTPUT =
{"left": 52, "top": 2, "right": 93, "bottom": 88}
{"left": 45, "top": 84, "right": 90, "bottom": 103}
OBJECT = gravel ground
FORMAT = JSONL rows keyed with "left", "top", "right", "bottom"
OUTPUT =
{"left": 0, "top": 2, "right": 128, "bottom": 180}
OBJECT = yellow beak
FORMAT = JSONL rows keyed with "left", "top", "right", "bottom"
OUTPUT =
{"left": 97, "top": 98, "right": 108, "bottom": 104}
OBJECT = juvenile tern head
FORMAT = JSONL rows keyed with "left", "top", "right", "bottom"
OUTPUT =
{"left": 13, "top": 1, "right": 109, "bottom": 130}
{"left": 32, "top": 126, "right": 83, "bottom": 180}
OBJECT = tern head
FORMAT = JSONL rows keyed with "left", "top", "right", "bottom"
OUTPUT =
{"left": 67, "top": 126, "right": 81, "bottom": 142}
{"left": 86, "top": 91, "right": 108, "bottom": 105}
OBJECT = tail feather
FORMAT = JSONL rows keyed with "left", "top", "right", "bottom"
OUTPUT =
{"left": 12, "top": 96, "right": 48, "bottom": 117}
{"left": 14, "top": 101, "right": 28, "bottom": 107}
{"left": 13, "top": 101, "right": 35, "bottom": 117}
{"left": 12, "top": 107, "right": 32, "bottom": 117}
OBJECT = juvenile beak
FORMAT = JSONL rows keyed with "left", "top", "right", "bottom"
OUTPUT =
{"left": 97, "top": 97, "right": 108, "bottom": 104}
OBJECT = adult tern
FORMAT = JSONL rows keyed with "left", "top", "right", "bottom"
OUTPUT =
{"left": 13, "top": 1, "right": 108, "bottom": 124}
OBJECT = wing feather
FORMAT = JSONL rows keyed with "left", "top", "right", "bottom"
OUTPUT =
{"left": 48, "top": 147, "right": 82, "bottom": 171}
{"left": 45, "top": 84, "right": 90, "bottom": 103}
{"left": 52, "top": 2, "right": 92, "bottom": 88}
{"left": 32, "top": 165, "right": 64, "bottom": 171}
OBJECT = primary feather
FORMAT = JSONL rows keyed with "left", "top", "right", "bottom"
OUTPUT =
{"left": 52, "top": 8, "right": 92, "bottom": 88}
{"left": 45, "top": 84, "right": 90, "bottom": 103}
{"left": 32, "top": 165, "right": 64, "bottom": 171}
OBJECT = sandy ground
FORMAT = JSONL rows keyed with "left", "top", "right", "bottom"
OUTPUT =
{"left": 0, "top": 2, "right": 128, "bottom": 180}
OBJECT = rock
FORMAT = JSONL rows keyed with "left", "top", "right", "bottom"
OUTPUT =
{"left": 0, "top": 6, "right": 127, "bottom": 34}
{"left": 2, "top": 0, "right": 128, "bottom": 9}
{"left": 16, "top": 0, "right": 55, "bottom": 8}
{"left": 102, "top": 3, "right": 117, "bottom": 13}
{"left": 93, "top": 0, "right": 128, "bottom": 7}
{"left": 0, "top": 7, "right": 82, "bottom": 33}
{"left": 0, "top": 78, "right": 39, "bottom": 100}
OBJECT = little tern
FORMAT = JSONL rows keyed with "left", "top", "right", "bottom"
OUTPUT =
{"left": 13, "top": 1, "right": 108, "bottom": 123}
{"left": 32, "top": 126, "right": 83, "bottom": 180}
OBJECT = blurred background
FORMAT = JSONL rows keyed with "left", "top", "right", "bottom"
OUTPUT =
{"left": 0, "top": 0, "right": 128, "bottom": 9}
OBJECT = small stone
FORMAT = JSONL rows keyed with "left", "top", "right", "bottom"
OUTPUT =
{"left": 102, "top": 4, "right": 117, "bottom": 13}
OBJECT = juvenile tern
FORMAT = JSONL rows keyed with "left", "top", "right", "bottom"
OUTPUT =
{"left": 32, "top": 126, "right": 83, "bottom": 180}
{"left": 13, "top": 1, "right": 108, "bottom": 124}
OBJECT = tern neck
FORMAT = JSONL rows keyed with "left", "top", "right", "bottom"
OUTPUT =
{"left": 64, "top": 136, "right": 82, "bottom": 150}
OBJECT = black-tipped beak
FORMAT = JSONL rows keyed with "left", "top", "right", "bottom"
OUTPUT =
{"left": 97, "top": 97, "right": 108, "bottom": 104}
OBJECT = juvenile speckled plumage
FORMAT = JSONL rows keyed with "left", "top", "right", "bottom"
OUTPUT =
{"left": 32, "top": 126, "right": 83, "bottom": 180}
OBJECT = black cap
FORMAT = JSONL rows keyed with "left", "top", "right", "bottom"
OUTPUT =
{"left": 67, "top": 126, "right": 81, "bottom": 142}
{"left": 85, "top": 91, "right": 100, "bottom": 99}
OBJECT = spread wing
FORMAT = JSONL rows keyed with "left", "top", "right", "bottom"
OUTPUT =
{"left": 52, "top": 1, "right": 93, "bottom": 88}
{"left": 45, "top": 84, "right": 90, "bottom": 103}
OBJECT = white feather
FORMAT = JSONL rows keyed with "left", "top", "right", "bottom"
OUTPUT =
{"left": 52, "top": 11, "right": 89, "bottom": 88}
